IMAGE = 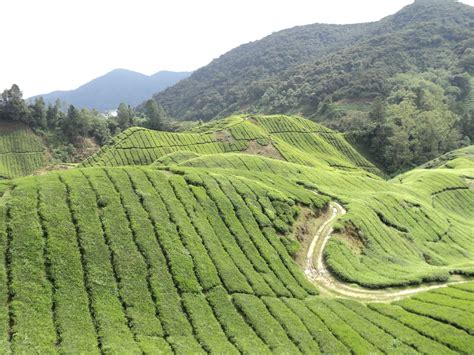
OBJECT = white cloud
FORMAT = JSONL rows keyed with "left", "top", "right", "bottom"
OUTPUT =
{"left": 1, "top": 0, "right": 472, "bottom": 97}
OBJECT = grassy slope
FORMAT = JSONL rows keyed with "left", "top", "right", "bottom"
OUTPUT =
{"left": 0, "top": 115, "right": 472, "bottom": 353}
{"left": 0, "top": 121, "right": 47, "bottom": 179}
{"left": 417, "top": 145, "right": 474, "bottom": 170}
{"left": 81, "top": 115, "right": 473, "bottom": 287}
{"left": 81, "top": 114, "right": 380, "bottom": 174}
{"left": 0, "top": 166, "right": 473, "bottom": 353}
{"left": 172, "top": 151, "right": 474, "bottom": 287}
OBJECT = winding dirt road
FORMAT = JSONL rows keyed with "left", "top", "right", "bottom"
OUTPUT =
{"left": 304, "top": 202, "right": 470, "bottom": 302}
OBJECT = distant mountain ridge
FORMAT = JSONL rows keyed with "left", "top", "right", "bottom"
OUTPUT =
{"left": 30, "top": 69, "right": 192, "bottom": 111}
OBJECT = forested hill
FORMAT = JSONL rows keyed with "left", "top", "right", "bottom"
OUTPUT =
{"left": 152, "top": 0, "right": 473, "bottom": 121}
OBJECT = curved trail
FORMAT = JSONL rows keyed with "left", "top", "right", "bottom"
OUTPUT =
{"left": 304, "top": 202, "right": 470, "bottom": 302}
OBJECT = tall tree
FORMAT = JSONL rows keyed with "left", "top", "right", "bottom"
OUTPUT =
{"left": 459, "top": 48, "right": 474, "bottom": 74}
{"left": 460, "top": 109, "right": 474, "bottom": 141}
{"left": 380, "top": 74, "right": 462, "bottom": 172}
{"left": 0, "top": 84, "right": 29, "bottom": 122}
{"left": 62, "top": 105, "right": 83, "bottom": 141}
{"left": 116, "top": 102, "right": 133, "bottom": 130}
{"left": 29, "top": 97, "right": 47, "bottom": 128}
{"left": 144, "top": 99, "right": 165, "bottom": 130}
{"left": 46, "top": 100, "right": 62, "bottom": 128}
{"left": 383, "top": 101, "right": 417, "bottom": 169}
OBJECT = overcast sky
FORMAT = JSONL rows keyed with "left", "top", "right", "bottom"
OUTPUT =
{"left": 1, "top": 0, "right": 473, "bottom": 98}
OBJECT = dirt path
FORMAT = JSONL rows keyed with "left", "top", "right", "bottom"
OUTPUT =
{"left": 305, "top": 202, "right": 470, "bottom": 302}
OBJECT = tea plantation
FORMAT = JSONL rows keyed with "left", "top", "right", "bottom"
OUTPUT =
{"left": 81, "top": 115, "right": 379, "bottom": 174}
{"left": 0, "top": 122, "right": 47, "bottom": 179}
{"left": 0, "top": 115, "right": 472, "bottom": 353}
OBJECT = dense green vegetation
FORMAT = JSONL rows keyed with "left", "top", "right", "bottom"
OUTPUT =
{"left": 346, "top": 71, "right": 473, "bottom": 173}
{"left": 5, "top": 1, "right": 474, "bottom": 176}
{"left": 0, "top": 122, "right": 47, "bottom": 178}
{"left": 0, "top": 84, "right": 112, "bottom": 163}
{"left": 81, "top": 114, "right": 379, "bottom": 174}
{"left": 0, "top": 83, "right": 188, "bottom": 169}
{"left": 80, "top": 114, "right": 474, "bottom": 289}
{"left": 0, "top": 83, "right": 170, "bottom": 146}
{"left": 0, "top": 114, "right": 472, "bottom": 351}
{"left": 150, "top": 0, "right": 474, "bottom": 174}
{"left": 153, "top": 1, "right": 473, "bottom": 121}
{"left": 0, "top": 155, "right": 472, "bottom": 352}
{"left": 0, "top": 167, "right": 320, "bottom": 352}
{"left": 1, "top": 1, "right": 472, "bottom": 351}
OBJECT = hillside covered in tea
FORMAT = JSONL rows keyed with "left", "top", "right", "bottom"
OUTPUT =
{"left": 0, "top": 114, "right": 472, "bottom": 353}
{"left": 0, "top": 121, "right": 47, "bottom": 179}
{"left": 81, "top": 115, "right": 379, "bottom": 174}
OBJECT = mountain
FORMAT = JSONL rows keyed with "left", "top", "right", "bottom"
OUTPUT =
{"left": 0, "top": 114, "right": 472, "bottom": 352}
{"left": 151, "top": 0, "right": 474, "bottom": 121}
{"left": 30, "top": 69, "right": 192, "bottom": 111}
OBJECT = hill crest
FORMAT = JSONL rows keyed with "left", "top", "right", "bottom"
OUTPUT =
{"left": 151, "top": 0, "right": 474, "bottom": 121}
{"left": 80, "top": 115, "right": 379, "bottom": 174}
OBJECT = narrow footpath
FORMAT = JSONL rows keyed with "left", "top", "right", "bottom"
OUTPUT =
{"left": 305, "top": 202, "right": 470, "bottom": 302}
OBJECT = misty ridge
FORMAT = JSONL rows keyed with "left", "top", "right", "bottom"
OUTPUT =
{"left": 28, "top": 69, "right": 192, "bottom": 111}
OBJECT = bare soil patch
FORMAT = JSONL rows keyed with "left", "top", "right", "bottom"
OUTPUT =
{"left": 294, "top": 206, "right": 329, "bottom": 267}
{"left": 244, "top": 141, "right": 284, "bottom": 160}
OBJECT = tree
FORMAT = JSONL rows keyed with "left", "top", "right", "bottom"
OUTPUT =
{"left": 460, "top": 109, "right": 474, "bottom": 140}
{"left": 144, "top": 99, "right": 165, "bottom": 131}
{"left": 383, "top": 101, "right": 418, "bottom": 170}
{"left": 458, "top": 48, "right": 474, "bottom": 74}
{"left": 380, "top": 74, "right": 462, "bottom": 173}
{"left": 62, "top": 105, "right": 84, "bottom": 142}
{"left": 413, "top": 109, "right": 460, "bottom": 164}
{"left": 116, "top": 102, "right": 133, "bottom": 130}
{"left": 89, "top": 114, "right": 111, "bottom": 145}
{"left": 369, "top": 98, "right": 385, "bottom": 123}
{"left": 63, "top": 105, "right": 79, "bottom": 140}
{"left": 46, "top": 100, "right": 62, "bottom": 128}
{"left": 29, "top": 97, "right": 47, "bottom": 128}
{"left": 0, "top": 84, "right": 30, "bottom": 122}
{"left": 449, "top": 73, "right": 471, "bottom": 100}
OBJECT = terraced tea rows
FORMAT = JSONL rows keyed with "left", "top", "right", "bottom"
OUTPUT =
{"left": 1, "top": 114, "right": 473, "bottom": 353}
{"left": 0, "top": 122, "right": 47, "bottom": 178}
{"left": 1, "top": 166, "right": 473, "bottom": 354}
{"left": 417, "top": 145, "right": 474, "bottom": 170}
{"left": 170, "top": 150, "right": 474, "bottom": 288}
{"left": 81, "top": 115, "right": 379, "bottom": 173}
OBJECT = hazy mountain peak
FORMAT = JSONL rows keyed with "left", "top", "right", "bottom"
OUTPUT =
{"left": 30, "top": 69, "right": 192, "bottom": 111}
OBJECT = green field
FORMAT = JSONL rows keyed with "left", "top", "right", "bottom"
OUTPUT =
{"left": 169, "top": 151, "right": 474, "bottom": 288}
{"left": 0, "top": 122, "right": 47, "bottom": 179}
{"left": 0, "top": 114, "right": 472, "bottom": 353}
{"left": 81, "top": 115, "right": 380, "bottom": 174}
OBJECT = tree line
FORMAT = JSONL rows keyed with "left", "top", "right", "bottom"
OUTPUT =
{"left": 342, "top": 71, "right": 473, "bottom": 173}
{"left": 0, "top": 84, "right": 168, "bottom": 161}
